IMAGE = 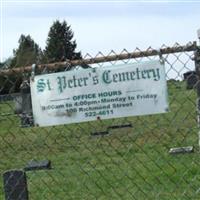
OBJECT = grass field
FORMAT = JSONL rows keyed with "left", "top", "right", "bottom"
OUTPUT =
{"left": 0, "top": 80, "right": 200, "bottom": 199}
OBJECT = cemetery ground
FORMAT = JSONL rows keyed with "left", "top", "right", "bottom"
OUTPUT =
{"left": 0, "top": 81, "right": 200, "bottom": 199}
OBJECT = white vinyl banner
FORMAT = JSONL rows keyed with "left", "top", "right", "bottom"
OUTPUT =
{"left": 30, "top": 60, "right": 168, "bottom": 127}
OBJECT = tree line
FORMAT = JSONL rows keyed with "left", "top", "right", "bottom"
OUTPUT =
{"left": 0, "top": 20, "right": 85, "bottom": 94}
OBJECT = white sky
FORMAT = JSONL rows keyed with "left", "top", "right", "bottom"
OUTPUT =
{"left": 1, "top": 1, "right": 200, "bottom": 62}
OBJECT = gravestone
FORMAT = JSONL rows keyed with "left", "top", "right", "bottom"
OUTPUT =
{"left": 183, "top": 71, "right": 198, "bottom": 89}
{"left": 18, "top": 81, "right": 34, "bottom": 127}
{"left": 24, "top": 160, "right": 51, "bottom": 171}
{"left": 3, "top": 170, "right": 29, "bottom": 200}
{"left": 13, "top": 94, "right": 22, "bottom": 114}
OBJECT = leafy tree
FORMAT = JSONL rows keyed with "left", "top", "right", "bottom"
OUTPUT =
{"left": 11, "top": 34, "right": 42, "bottom": 67}
{"left": 44, "top": 20, "right": 81, "bottom": 63}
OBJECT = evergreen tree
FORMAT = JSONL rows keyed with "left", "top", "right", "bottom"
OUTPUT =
{"left": 11, "top": 34, "right": 42, "bottom": 67}
{"left": 0, "top": 57, "right": 12, "bottom": 69}
{"left": 0, "top": 57, "right": 22, "bottom": 94}
{"left": 44, "top": 20, "right": 81, "bottom": 63}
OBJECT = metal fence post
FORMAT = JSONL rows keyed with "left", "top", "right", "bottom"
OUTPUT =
{"left": 195, "top": 30, "right": 200, "bottom": 150}
{"left": 3, "top": 170, "right": 29, "bottom": 200}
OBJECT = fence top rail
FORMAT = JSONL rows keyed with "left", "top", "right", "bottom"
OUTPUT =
{"left": 0, "top": 41, "right": 198, "bottom": 76}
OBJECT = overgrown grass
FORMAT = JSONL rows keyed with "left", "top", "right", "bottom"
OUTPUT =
{"left": 0, "top": 81, "right": 200, "bottom": 199}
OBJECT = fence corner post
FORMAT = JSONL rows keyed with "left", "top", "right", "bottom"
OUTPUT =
{"left": 195, "top": 29, "right": 200, "bottom": 151}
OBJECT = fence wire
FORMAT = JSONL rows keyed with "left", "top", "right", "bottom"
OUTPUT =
{"left": 0, "top": 42, "right": 200, "bottom": 200}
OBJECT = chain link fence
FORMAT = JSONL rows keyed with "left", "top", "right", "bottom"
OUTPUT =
{"left": 0, "top": 41, "right": 200, "bottom": 199}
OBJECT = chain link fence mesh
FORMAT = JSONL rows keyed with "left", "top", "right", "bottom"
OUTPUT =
{"left": 0, "top": 42, "right": 200, "bottom": 199}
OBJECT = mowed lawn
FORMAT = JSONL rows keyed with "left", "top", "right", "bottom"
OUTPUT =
{"left": 0, "top": 81, "right": 200, "bottom": 200}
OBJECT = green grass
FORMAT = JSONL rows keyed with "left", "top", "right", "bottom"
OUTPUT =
{"left": 0, "top": 81, "right": 200, "bottom": 199}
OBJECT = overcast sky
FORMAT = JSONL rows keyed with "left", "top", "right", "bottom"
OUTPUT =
{"left": 1, "top": 1, "right": 200, "bottom": 62}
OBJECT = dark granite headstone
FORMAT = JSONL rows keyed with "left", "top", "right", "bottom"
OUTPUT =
{"left": 3, "top": 170, "right": 29, "bottom": 200}
{"left": 107, "top": 123, "right": 132, "bottom": 130}
{"left": 183, "top": 71, "right": 198, "bottom": 89}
